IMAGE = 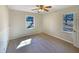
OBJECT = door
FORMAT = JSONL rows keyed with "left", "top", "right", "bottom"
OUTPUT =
{"left": 73, "top": 12, "right": 79, "bottom": 48}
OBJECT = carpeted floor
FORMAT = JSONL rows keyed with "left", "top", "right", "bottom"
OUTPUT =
{"left": 6, "top": 33, "right": 79, "bottom": 53}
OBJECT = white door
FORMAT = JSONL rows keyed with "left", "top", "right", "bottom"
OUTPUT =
{"left": 73, "top": 12, "right": 79, "bottom": 48}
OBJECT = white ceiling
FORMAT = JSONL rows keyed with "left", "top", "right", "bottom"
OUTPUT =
{"left": 8, "top": 5, "right": 72, "bottom": 13}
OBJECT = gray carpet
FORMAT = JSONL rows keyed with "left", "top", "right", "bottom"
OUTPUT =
{"left": 6, "top": 33, "right": 79, "bottom": 53}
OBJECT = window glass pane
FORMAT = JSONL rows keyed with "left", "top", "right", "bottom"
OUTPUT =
{"left": 26, "top": 16, "right": 34, "bottom": 29}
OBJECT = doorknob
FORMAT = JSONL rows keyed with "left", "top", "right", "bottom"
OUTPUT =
{"left": 73, "top": 30, "right": 76, "bottom": 32}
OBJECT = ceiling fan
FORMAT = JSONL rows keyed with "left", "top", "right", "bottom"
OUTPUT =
{"left": 32, "top": 5, "right": 52, "bottom": 13}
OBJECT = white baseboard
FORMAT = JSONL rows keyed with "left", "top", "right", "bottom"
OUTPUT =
{"left": 9, "top": 32, "right": 42, "bottom": 40}
{"left": 73, "top": 44, "right": 79, "bottom": 48}
{"left": 43, "top": 32, "right": 73, "bottom": 44}
{"left": 52, "top": 34, "right": 73, "bottom": 44}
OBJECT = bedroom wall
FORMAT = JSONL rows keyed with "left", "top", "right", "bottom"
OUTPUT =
{"left": 42, "top": 6, "right": 78, "bottom": 44}
{"left": 0, "top": 6, "right": 9, "bottom": 52}
{"left": 9, "top": 9, "right": 43, "bottom": 40}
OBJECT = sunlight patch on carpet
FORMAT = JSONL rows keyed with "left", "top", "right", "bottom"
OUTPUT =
{"left": 16, "top": 38, "right": 32, "bottom": 49}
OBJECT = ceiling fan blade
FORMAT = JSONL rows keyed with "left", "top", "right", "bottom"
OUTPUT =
{"left": 45, "top": 6, "right": 52, "bottom": 8}
{"left": 36, "top": 5, "right": 43, "bottom": 7}
{"left": 39, "top": 5, "right": 44, "bottom": 9}
{"left": 44, "top": 8, "right": 49, "bottom": 12}
{"left": 36, "top": 5, "right": 43, "bottom": 9}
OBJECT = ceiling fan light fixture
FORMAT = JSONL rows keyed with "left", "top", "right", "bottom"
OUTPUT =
{"left": 32, "top": 5, "right": 52, "bottom": 13}
{"left": 38, "top": 9, "right": 44, "bottom": 12}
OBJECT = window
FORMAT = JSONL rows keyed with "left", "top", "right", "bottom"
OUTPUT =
{"left": 25, "top": 16, "right": 35, "bottom": 29}
{"left": 63, "top": 13, "right": 74, "bottom": 33}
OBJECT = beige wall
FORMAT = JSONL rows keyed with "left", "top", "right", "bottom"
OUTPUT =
{"left": 42, "top": 6, "right": 78, "bottom": 44}
{"left": 9, "top": 9, "right": 43, "bottom": 40}
{"left": 0, "top": 6, "right": 9, "bottom": 52}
